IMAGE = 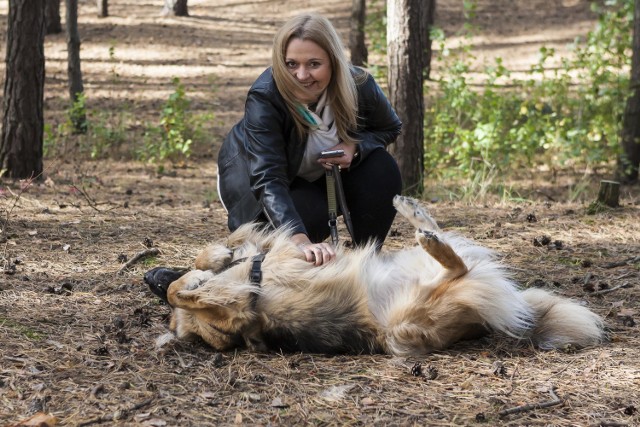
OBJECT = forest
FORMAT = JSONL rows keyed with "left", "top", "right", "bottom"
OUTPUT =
{"left": 0, "top": 0, "right": 639, "bottom": 426}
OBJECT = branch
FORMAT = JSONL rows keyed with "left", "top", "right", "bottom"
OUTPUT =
{"left": 118, "top": 248, "right": 160, "bottom": 274}
{"left": 499, "top": 387, "right": 562, "bottom": 418}
{"left": 77, "top": 397, "right": 154, "bottom": 426}
{"left": 587, "top": 282, "right": 632, "bottom": 296}
{"left": 602, "top": 256, "right": 640, "bottom": 269}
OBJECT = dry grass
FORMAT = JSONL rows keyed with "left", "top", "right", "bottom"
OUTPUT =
{"left": 1, "top": 161, "right": 639, "bottom": 426}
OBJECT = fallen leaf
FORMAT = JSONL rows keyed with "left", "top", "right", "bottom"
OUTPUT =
{"left": 319, "top": 384, "right": 355, "bottom": 401}
{"left": 7, "top": 412, "right": 58, "bottom": 427}
{"left": 361, "top": 397, "right": 375, "bottom": 406}
{"left": 270, "top": 397, "right": 289, "bottom": 408}
{"left": 143, "top": 419, "right": 166, "bottom": 427}
{"left": 234, "top": 413, "right": 243, "bottom": 424}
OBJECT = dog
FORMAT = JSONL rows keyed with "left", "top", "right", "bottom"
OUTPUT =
{"left": 152, "top": 195, "right": 605, "bottom": 355}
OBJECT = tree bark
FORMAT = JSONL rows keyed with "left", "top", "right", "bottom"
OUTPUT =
{"left": 65, "top": 0, "right": 87, "bottom": 133}
{"left": 97, "top": 0, "right": 108, "bottom": 18}
{"left": 618, "top": 0, "right": 640, "bottom": 184}
{"left": 420, "top": 0, "right": 436, "bottom": 81}
{"left": 386, "top": 0, "right": 426, "bottom": 195}
{"left": 596, "top": 180, "right": 620, "bottom": 207}
{"left": 0, "top": 0, "right": 46, "bottom": 179}
{"left": 350, "top": 0, "right": 367, "bottom": 66}
{"left": 162, "top": 0, "right": 189, "bottom": 17}
{"left": 45, "top": 0, "right": 62, "bottom": 34}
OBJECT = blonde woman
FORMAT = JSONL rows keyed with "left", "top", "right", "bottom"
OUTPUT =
{"left": 217, "top": 13, "right": 402, "bottom": 266}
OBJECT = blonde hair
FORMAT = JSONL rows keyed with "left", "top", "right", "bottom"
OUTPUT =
{"left": 272, "top": 14, "right": 361, "bottom": 145}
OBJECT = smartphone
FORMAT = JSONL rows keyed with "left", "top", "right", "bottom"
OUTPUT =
{"left": 319, "top": 149, "right": 345, "bottom": 159}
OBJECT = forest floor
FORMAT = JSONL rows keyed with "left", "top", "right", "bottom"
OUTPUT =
{"left": 1, "top": 0, "right": 640, "bottom": 426}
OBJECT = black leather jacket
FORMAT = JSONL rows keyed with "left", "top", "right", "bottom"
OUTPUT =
{"left": 217, "top": 67, "right": 402, "bottom": 235}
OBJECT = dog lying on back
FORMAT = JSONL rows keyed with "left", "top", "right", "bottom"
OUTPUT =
{"left": 156, "top": 196, "right": 604, "bottom": 355}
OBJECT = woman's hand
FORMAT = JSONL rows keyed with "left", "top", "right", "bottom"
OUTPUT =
{"left": 317, "top": 143, "right": 358, "bottom": 171}
{"left": 292, "top": 233, "right": 336, "bottom": 266}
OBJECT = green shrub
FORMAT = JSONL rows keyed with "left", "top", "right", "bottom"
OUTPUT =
{"left": 423, "top": 0, "right": 633, "bottom": 179}
{"left": 138, "top": 77, "right": 212, "bottom": 166}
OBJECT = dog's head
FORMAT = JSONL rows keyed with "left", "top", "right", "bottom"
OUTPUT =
{"left": 164, "top": 223, "right": 306, "bottom": 350}
{"left": 167, "top": 255, "right": 265, "bottom": 350}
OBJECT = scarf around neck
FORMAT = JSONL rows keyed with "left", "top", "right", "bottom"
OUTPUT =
{"left": 296, "top": 91, "right": 340, "bottom": 182}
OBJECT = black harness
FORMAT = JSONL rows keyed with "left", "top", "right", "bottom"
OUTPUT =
{"left": 221, "top": 253, "right": 266, "bottom": 286}
{"left": 205, "top": 252, "right": 266, "bottom": 340}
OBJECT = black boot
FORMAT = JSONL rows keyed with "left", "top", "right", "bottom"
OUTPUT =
{"left": 143, "top": 267, "right": 189, "bottom": 304}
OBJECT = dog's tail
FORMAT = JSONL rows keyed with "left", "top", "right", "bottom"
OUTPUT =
{"left": 520, "top": 288, "right": 605, "bottom": 349}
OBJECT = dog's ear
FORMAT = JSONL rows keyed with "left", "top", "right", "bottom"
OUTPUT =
{"left": 166, "top": 270, "right": 215, "bottom": 308}
{"left": 170, "top": 288, "right": 212, "bottom": 310}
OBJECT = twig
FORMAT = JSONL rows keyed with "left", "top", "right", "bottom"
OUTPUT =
{"left": 498, "top": 363, "right": 519, "bottom": 397}
{"left": 587, "top": 282, "right": 632, "bottom": 296}
{"left": 71, "top": 184, "right": 105, "bottom": 213}
{"left": 499, "top": 386, "right": 562, "bottom": 417}
{"left": 602, "top": 256, "right": 639, "bottom": 269}
{"left": 77, "top": 397, "right": 154, "bottom": 426}
{"left": 118, "top": 248, "right": 160, "bottom": 274}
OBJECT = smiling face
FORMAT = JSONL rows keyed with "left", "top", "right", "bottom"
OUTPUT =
{"left": 285, "top": 38, "right": 332, "bottom": 104}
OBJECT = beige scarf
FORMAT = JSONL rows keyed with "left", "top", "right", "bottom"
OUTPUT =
{"left": 296, "top": 91, "right": 340, "bottom": 182}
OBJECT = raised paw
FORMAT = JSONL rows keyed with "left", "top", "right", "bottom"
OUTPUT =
{"left": 418, "top": 229, "right": 439, "bottom": 242}
{"left": 416, "top": 230, "right": 468, "bottom": 276}
{"left": 393, "top": 195, "right": 440, "bottom": 232}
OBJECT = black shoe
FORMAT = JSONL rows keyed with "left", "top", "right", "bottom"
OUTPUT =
{"left": 144, "top": 267, "right": 189, "bottom": 304}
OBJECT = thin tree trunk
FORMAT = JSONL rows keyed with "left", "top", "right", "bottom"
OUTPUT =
{"left": 387, "top": 0, "right": 425, "bottom": 195}
{"left": 0, "top": 0, "right": 46, "bottom": 179}
{"left": 350, "top": 0, "right": 367, "bottom": 66}
{"left": 421, "top": 0, "right": 436, "bottom": 81}
{"left": 45, "top": 0, "right": 62, "bottom": 34}
{"left": 618, "top": 0, "right": 640, "bottom": 184}
{"left": 97, "top": 0, "right": 108, "bottom": 18}
{"left": 65, "top": 0, "right": 87, "bottom": 133}
{"left": 162, "top": 0, "right": 188, "bottom": 17}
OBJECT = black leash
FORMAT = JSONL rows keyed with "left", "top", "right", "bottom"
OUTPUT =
{"left": 325, "top": 165, "right": 355, "bottom": 245}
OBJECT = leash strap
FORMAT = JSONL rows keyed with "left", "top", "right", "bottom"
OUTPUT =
{"left": 325, "top": 168, "right": 339, "bottom": 246}
{"left": 331, "top": 164, "right": 355, "bottom": 242}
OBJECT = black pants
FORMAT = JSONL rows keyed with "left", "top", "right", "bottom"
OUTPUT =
{"left": 290, "top": 148, "right": 402, "bottom": 248}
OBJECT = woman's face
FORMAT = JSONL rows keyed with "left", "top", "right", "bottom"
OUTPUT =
{"left": 285, "top": 38, "right": 332, "bottom": 104}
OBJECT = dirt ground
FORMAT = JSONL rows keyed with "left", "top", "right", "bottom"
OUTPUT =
{"left": 1, "top": 0, "right": 640, "bottom": 426}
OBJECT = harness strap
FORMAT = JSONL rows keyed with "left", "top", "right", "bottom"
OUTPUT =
{"left": 249, "top": 253, "right": 266, "bottom": 284}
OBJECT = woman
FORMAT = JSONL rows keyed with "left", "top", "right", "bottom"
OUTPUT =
{"left": 217, "top": 13, "right": 402, "bottom": 266}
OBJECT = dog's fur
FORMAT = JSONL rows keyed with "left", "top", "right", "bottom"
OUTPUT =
{"left": 163, "top": 196, "right": 605, "bottom": 355}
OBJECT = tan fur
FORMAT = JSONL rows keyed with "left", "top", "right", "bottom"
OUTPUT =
{"left": 162, "top": 196, "right": 605, "bottom": 355}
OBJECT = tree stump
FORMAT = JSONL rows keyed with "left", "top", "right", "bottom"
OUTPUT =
{"left": 587, "top": 180, "right": 620, "bottom": 214}
{"left": 596, "top": 180, "right": 620, "bottom": 207}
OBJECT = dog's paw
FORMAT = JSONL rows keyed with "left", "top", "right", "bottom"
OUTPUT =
{"left": 393, "top": 195, "right": 440, "bottom": 232}
{"left": 195, "top": 244, "right": 234, "bottom": 271}
{"left": 417, "top": 229, "right": 439, "bottom": 242}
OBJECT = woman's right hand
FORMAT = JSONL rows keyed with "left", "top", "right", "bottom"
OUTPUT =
{"left": 292, "top": 233, "right": 336, "bottom": 266}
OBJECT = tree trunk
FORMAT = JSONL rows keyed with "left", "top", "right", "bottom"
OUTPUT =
{"left": 386, "top": 0, "right": 426, "bottom": 195}
{"left": 420, "top": 0, "right": 436, "bottom": 81}
{"left": 65, "top": 0, "right": 87, "bottom": 133}
{"left": 45, "top": 0, "right": 62, "bottom": 34}
{"left": 350, "top": 0, "right": 367, "bottom": 66}
{"left": 97, "top": 0, "right": 108, "bottom": 18}
{"left": 162, "top": 0, "right": 189, "bottom": 17}
{"left": 0, "top": 0, "right": 46, "bottom": 180}
{"left": 618, "top": 0, "right": 640, "bottom": 184}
